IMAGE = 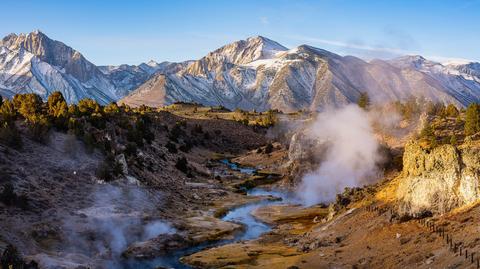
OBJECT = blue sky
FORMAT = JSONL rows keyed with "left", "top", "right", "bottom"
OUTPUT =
{"left": 1, "top": 0, "right": 478, "bottom": 65}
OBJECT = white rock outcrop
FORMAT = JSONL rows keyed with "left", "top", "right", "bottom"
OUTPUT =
{"left": 396, "top": 141, "right": 480, "bottom": 215}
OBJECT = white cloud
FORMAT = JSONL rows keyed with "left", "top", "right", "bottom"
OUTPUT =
{"left": 284, "top": 34, "right": 475, "bottom": 63}
{"left": 260, "top": 16, "right": 269, "bottom": 25}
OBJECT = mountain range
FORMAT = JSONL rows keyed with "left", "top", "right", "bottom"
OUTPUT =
{"left": 0, "top": 30, "right": 165, "bottom": 104}
{"left": 1, "top": 30, "right": 480, "bottom": 111}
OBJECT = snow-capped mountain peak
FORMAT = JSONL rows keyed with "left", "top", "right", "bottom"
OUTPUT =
{"left": 0, "top": 30, "right": 136, "bottom": 104}
{"left": 122, "top": 37, "right": 480, "bottom": 112}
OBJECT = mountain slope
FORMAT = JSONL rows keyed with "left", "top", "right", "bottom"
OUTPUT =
{"left": 0, "top": 31, "right": 118, "bottom": 104}
{"left": 1, "top": 32, "right": 479, "bottom": 110}
{"left": 122, "top": 37, "right": 480, "bottom": 111}
{"left": 0, "top": 31, "right": 159, "bottom": 104}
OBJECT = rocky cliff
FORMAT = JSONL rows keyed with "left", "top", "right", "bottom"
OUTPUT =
{"left": 396, "top": 141, "right": 480, "bottom": 215}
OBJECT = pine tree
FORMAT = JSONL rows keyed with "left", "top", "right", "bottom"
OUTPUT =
{"left": 78, "top": 98, "right": 101, "bottom": 115}
{"left": 47, "top": 92, "right": 68, "bottom": 129}
{"left": 12, "top": 93, "right": 43, "bottom": 121}
{"left": 47, "top": 91, "right": 68, "bottom": 118}
{"left": 445, "top": 104, "right": 459, "bottom": 118}
{"left": 357, "top": 92, "right": 370, "bottom": 110}
{"left": 465, "top": 103, "right": 480, "bottom": 136}
{"left": 104, "top": 102, "right": 120, "bottom": 114}
{"left": 0, "top": 100, "right": 16, "bottom": 124}
{"left": 420, "top": 123, "right": 434, "bottom": 138}
{"left": 450, "top": 135, "right": 457, "bottom": 145}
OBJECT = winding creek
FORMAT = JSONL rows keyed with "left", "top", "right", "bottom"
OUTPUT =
{"left": 126, "top": 159, "right": 295, "bottom": 269}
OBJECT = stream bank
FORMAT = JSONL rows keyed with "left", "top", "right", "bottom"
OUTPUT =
{"left": 124, "top": 159, "right": 294, "bottom": 269}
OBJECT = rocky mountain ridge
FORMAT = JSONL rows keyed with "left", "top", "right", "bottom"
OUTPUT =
{"left": 0, "top": 30, "right": 162, "bottom": 104}
{"left": 1, "top": 31, "right": 480, "bottom": 111}
{"left": 122, "top": 36, "right": 480, "bottom": 112}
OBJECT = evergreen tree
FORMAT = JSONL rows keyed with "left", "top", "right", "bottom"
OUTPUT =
{"left": 47, "top": 92, "right": 68, "bottom": 129}
{"left": 104, "top": 102, "right": 120, "bottom": 114}
{"left": 78, "top": 98, "right": 101, "bottom": 115}
{"left": 420, "top": 122, "right": 438, "bottom": 148}
{"left": 12, "top": 93, "right": 43, "bottom": 121}
{"left": 0, "top": 95, "right": 3, "bottom": 106}
{"left": 47, "top": 91, "right": 68, "bottom": 118}
{"left": 357, "top": 92, "right": 370, "bottom": 110}
{"left": 420, "top": 122, "right": 434, "bottom": 138}
{"left": 465, "top": 103, "right": 480, "bottom": 136}
{"left": 450, "top": 135, "right": 457, "bottom": 145}
{"left": 68, "top": 104, "right": 81, "bottom": 117}
{"left": 0, "top": 100, "right": 16, "bottom": 124}
{"left": 445, "top": 104, "right": 459, "bottom": 118}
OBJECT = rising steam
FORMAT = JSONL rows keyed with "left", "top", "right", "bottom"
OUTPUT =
{"left": 60, "top": 184, "right": 175, "bottom": 268}
{"left": 297, "top": 105, "right": 381, "bottom": 206}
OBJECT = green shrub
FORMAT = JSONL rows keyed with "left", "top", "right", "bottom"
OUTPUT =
{"left": 426, "top": 102, "right": 443, "bottom": 116}
{"left": 125, "top": 142, "right": 137, "bottom": 156}
{"left": 450, "top": 135, "right": 458, "bottom": 145}
{"left": 192, "top": 124, "right": 203, "bottom": 134}
{"left": 47, "top": 91, "right": 69, "bottom": 130}
{"left": 0, "top": 245, "right": 25, "bottom": 269}
{"left": 89, "top": 113, "right": 106, "bottom": 129}
{"left": 15, "top": 194, "right": 29, "bottom": 210}
{"left": 78, "top": 98, "right": 101, "bottom": 115}
{"left": 13, "top": 93, "right": 43, "bottom": 121}
{"left": 104, "top": 102, "right": 120, "bottom": 114}
{"left": 357, "top": 92, "right": 370, "bottom": 110}
{"left": 68, "top": 104, "right": 81, "bottom": 117}
{"left": 465, "top": 103, "right": 480, "bottom": 136}
{"left": 47, "top": 92, "right": 68, "bottom": 117}
{"left": 95, "top": 155, "right": 123, "bottom": 181}
{"left": 0, "top": 183, "right": 28, "bottom": 209}
{"left": 175, "top": 157, "right": 188, "bottom": 173}
{"left": 166, "top": 141, "right": 177, "bottom": 153}
{"left": 83, "top": 132, "right": 96, "bottom": 154}
{"left": 445, "top": 104, "right": 459, "bottom": 118}
{"left": 264, "top": 143, "right": 273, "bottom": 154}
{"left": 68, "top": 118, "right": 84, "bottom": 137}
{"left": 179, "top": 140, "right": 193, "bottom": 153}
{"left": 0, "top": 183, "right": 16, "bottom": 206}
{"left": 0, "top": 99, "right": 16, "bottom": 124}
{"left": 0, "top": 122, "right": 22, "bottom": 149}
{"left": 28, "top": 114, "right": 50, "bottom": 143}
{"left": 127, "top": 126, "right": 144, "bottom": 147}
{"left": 136, "top": 115, "right": 154, "bottom": 144}
{"left": 169, "top": 124, "right": 184, "bottom": 142}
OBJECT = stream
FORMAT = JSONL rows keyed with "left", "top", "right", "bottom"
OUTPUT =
{"left": 125, "top": 159, "right": 293, "bottom": 269}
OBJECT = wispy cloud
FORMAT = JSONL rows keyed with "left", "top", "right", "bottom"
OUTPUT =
{"left": 284, "top": 34, "right": 475, "bottom": 63}
{"left": 260, "top": 16, "right": 269, "bottom": 25}
{"left": 285, "top": 34, "right": 415, "bottom": 55}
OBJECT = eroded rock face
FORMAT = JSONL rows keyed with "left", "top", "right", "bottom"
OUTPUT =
{"left": 285, "top": 131, "right": 330, "bottom": 186}
{"left": 396, "top": 141, "right": 480, "bottom": 215}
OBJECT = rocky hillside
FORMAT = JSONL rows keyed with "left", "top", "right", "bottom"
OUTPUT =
{"left": 122, "top": 36, "right": 480, "bottom": 112}
{"left": 394, "top": 105, "right": 480, "bottom": 216}
{"left": 0, "top": 93, "right": 272, "bottom": 268}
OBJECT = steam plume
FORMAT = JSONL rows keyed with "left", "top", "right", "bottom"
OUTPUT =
{"left": 297, "top": 105, "right": 381, "bottom": 205}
